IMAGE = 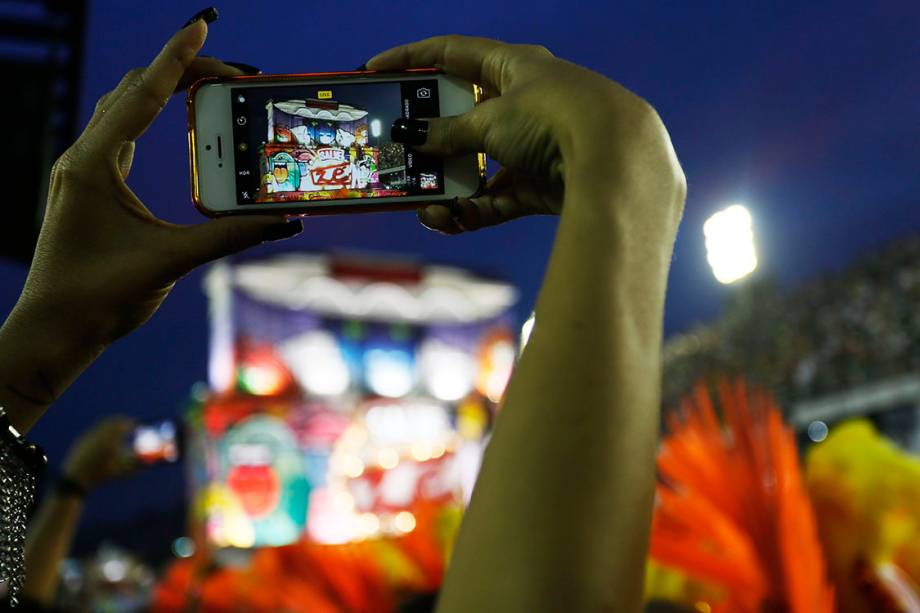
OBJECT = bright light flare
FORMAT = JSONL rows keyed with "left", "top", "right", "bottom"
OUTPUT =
{"left": 377, "top": 448, "right": 400, "bottom": 470}
{"left": 807, "top": 420, "right": 828, "bottom": 443}
{"left": 239, "top": 364, "right": 287, "bottom": 396}
{"left": 342, "top": 455, "right": 365, "bottom": 478}
{"left": 358, "top": 513, "right": 380, "bottom": 537}
{"left": 171, "top": 537, "right": 196, "bottom": 559}
{"left": 419, "top": 339, "right": 475, "bottom": 401}
{"left": 279, "top": 330, "right": 350, "bottom": 396}
{"left": 365, "top": 348, "right": 414, "bottom": 398}
{"left": 394, "top": 511, "right": 416, "bottom": 533}
{"left": 703, "top": 204, "right": 758, "bottom": 284}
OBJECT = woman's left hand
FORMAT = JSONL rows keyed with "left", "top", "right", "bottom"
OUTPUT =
{"left": 25, "top": 20, "right": 301, "bottom": 345}
{"left": 63, "top": 417, "right": 137, "bottom": 491}
{"left": 0, "top": 19, "right": 301, "bottom": 431}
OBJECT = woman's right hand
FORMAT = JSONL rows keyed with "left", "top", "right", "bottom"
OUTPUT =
{"left": 369, "top": 35, "right": 685, "bottom": 234}
{"left": 371, "top": 37, "right": 686, "bottom": 613}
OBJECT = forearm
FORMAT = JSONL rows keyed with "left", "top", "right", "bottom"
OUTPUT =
{"left": 0, "top": 298, "right": 105, "bottom": 433}
{"left": 22, "top": 493, "right": 85, "bottom": 605}
{"left": 440, "top": 159, "right": 683, "bottom": 612}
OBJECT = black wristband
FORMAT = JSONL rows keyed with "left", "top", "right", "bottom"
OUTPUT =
{"left": 55, "top": 475, "right": 87, "bottom": 499}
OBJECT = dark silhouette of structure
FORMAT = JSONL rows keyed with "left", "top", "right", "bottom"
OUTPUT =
{"left": 0, "top": 0, "right": 86, "bottom": 262}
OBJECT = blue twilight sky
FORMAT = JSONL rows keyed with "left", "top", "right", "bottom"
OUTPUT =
{"left": 0, "top": 1, "right": 918, "bottom": 539}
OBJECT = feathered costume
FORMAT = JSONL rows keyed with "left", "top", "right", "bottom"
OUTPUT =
{"left": 648, "top": 381, "right": 835, "bottom": 612}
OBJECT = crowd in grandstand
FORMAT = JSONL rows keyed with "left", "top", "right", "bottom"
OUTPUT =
{"left": 663, "top": 234, "right": 920, "bottom": 407}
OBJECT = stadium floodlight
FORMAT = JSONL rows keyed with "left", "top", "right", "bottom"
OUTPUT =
{"left": 703, "top": 204, "right": 758, "bottom": 284}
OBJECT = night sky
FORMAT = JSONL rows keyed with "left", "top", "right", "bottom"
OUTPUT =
{"left": 0, "top": 1, "right": 917, "bottom": 540}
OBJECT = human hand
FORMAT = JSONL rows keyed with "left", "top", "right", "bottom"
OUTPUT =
{"left": 369, "top": 35, "right": 684, "bottom": 234}
{"left": 17, "top": 18, "right": 301, "bottom": 350}
{"left": 62, "top": 417, "right": 137, "bottom": 491}
{"left": 0, "top": 14, "right": 302, "bottom": 433}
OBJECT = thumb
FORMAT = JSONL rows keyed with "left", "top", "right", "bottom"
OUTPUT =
{"left": 168, "top": 216, "right": 303, "bottom": 275}
{"left": 391, "top": 98, "right": 499, "bottom": 157}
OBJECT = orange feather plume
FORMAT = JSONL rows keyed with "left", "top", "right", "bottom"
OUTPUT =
{"left": 648, "top": 380, "right": 834, "bottom": 612}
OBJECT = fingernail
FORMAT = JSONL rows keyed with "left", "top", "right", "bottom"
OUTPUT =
{"left": 263, "top": 220, "right": 303, "bottom": 242}
{"left": 391, "top": 118, "right": 428, "bottom": 146}
{"left": 183, "top": 7, "right": 218, "bottom": 28}
{"left": 354, "top": 63, "right": 368, "bottom": 71}
{"left": 224, "top": 61, "right": 262, "bottom": 75}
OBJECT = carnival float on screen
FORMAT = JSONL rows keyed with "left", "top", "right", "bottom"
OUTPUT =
{"left": 231, "top": 80, "right": 444, "bottom": 205}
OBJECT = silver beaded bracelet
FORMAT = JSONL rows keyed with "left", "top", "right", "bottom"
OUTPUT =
{"left": 0, "top": 407, "right": 46, "bottom": 606}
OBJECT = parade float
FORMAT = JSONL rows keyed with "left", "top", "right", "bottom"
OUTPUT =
{"left": 154, "top": 254, "right": 517, "bottom": 611}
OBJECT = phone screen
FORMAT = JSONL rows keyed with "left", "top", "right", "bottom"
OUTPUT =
{"left": 230, "top": 79, "right": 444, "bottom": 206}
{"left": 133, "top": 420, "right": 180, "bottom": 464}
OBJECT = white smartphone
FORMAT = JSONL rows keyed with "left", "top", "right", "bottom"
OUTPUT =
{"left": 188, "top": 70, "right": 485, "bottom": 217}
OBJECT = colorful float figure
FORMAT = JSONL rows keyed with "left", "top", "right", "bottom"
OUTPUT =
{"left": 257, "top": 98, "right": 397, "bottom": 202}
{"left": 182, "top": 254, "right": 517, "bottom": 559}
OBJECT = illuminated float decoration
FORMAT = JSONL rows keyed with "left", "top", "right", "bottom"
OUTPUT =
{"left": 187, "top": 254, "right": 517, "bottom": 548}
{"left": 258, "top": 98, "right": 399, "bottom": 202}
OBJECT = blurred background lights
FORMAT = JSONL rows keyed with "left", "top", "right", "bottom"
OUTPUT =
{"left": 333, "top": 491, "right": 355, "bottom": 512}
{"left": 280, "top": 330, "right": 350, "bottom": 396}
{"left": 370, "top": 118, "right": 382, "bottom": 138}
{"left": 477, "top": 337, "right": 516, "bottom": 402}
{"left": 394, "top": 511, "right": 417, "bottom": 534}
{"left": 238, "top": 362, "right": 286, "bottom": 396}
{"left": 703, "top": 204, "right": 758, "bottom": 284}
{"left": 419, "top": 339, "right": 476, "bottom": 401}
{"left": 358, "top": 512, "right": 380, "bottom": 538}
{"left": 377, "top": 447, "right": 400, "bottom": 470}
{"left": 365, "top": 348, "right": 415, "bottom": 398}
{"left": 101, "top": 558, "right": 127, "bottom": 583}
{"left": 807, "top": 420, "right": 829, "bottom": 443}
{"left": 410, "top": 442, "right": 432, "bottom": 462}
{"left": 171, "top": 537, "right": 195, "bottom": 559}
{"left": 342, "top": 454, "right": 365, "bottom": 478}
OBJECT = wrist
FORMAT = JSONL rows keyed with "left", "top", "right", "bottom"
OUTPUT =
{"left": 10, "top": 290, "right": 109, "bottom": 355}
{"left": 562, "top": 121, "right": 685, "bottom": 246}
{"left": 0, "top": 300, "right": 107, "bottom": 432}
{"left": 561, "top": 89, "right": 686, "bottom": 223}
{"left": 553, "top": 158, "right": 682, "bottom": 350}
{"left": 55, "top": 474, "right": 89, "bottom": 500}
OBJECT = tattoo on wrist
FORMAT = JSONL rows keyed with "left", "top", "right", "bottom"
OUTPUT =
{"left": 5, "top": 370, "right": 57, "bottom": 407}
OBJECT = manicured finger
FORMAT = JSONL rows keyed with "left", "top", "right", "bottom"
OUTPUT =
{"left": 391, "top": 97, "right": 505, "bottom": 158}
{"left": 85, "top": 57, "right": 252, "bottom": 138}
{"left": 95, "top": 20, "right": 208, "bottom": 149}
{"left": 174, "top": 56, "right": 260, "bottom": 91}
{"left": 166, "top": 216, "right": 303, "bottom": 277}
{"left": 456, "top": 193, "right": 533, "bottom": 230}
{"left": 417, "top": 173, "right": 539, "bottom": 234}
{"left": 417, "top": 205, "right": 464, "bottom": 235}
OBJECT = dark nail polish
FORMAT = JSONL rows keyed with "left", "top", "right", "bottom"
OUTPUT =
{"left": 354, "top": 63, "right": 368, "bottom": 71}
{"left": 224, "top": 62, "right": 262, "bottom": 75}
{"left": 263, "top": 220, "right": 303, "bottom": 242}
{"left": 183, "top": 7, "right": 218, "bottom": 28}
{"left": 391, "top": 118, "right": 428, "bottom": 146}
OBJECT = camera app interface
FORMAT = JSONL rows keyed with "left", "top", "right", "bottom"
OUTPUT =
{"left": 231, "top": 79, "right": 444, "bottom": 205}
